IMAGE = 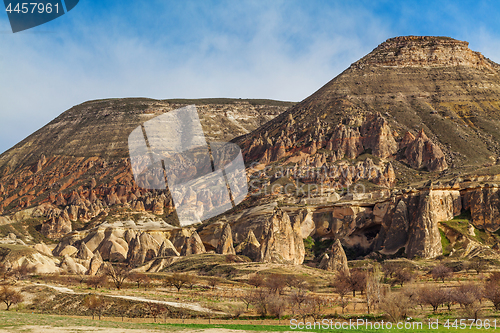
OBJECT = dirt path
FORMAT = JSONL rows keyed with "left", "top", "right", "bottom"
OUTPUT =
{"left": 36, "top": 283, "right": 225, "bottom": 314}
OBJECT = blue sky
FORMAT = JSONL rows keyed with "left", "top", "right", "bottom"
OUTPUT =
{"left": 1, "top": 0, "right": 500, "bottom": 154}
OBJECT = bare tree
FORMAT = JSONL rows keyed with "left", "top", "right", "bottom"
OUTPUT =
{"left": 454, "top": 283, "right": 483, "bottom": 311}
{"left": 365, "top": 272, "right": 382, "bottom": 314}
{"left": 285, "top": 275, "right": 308, "bottom": 291}
{"left": 104, "top": 264, "right": 131, "bottom": 290}
{"left": 484, "top": 279, "right": 500, "bottom": 311}
{"left": 267, "top": 295, "right": 288, "bottom": 322}
{"left": 467, "top": 259, "right": 488, "bottom": 275}
{"left": 380, "top": 291, "right": 414, "bottom": 322}
{"left": 303, "top": 295, "right": 327, "bottom": 322}
{"left": 207, "top": 277, "right": 218, "bottom": 290}
{"left": 419, "top": 285, "right": 447, "bottom": 313}
{"left": 392, "top": 268, "right": 414, "bottom": 287}
{"left": 264, "top": 274, "right": 287, "bottom": 295}
{"left": 289, "top": 289, "right": 308, "bottom": 314}
{"left": 431, "top": 265, "right": 453, "bottom": 283}
{"left": 11, "top": 262, "right": 34, "bottom": 281}
{"left": 86, "top": 274, "right": 107, "bottom": 290}
{"left": 248, "top": 274, "right": 264, "bottom": 288}
{"left": 146, "top": 302, "right": 167, "bottom": 323}
{"left": 0, "top": 286, "right": 23, "bottom": 311}
{"left": 164, "top": 273, "right": 193, "bottom": 292}
{"left": 83, "top": 294, "right": 107, "bottom": 320}
{"left": 349, "top": 269, "right": 367, "bottom": 297}
{"left": 250, "top": 288, "right": 269, "bottom": 316}
{"left": 0, "top": 262, "right": 11, "bottom": 281}
{"left": 332, "top": 271, "right": 352, "bottom": 314}
{"left": 129, "top": 273, "right": 149, "bottom": 289}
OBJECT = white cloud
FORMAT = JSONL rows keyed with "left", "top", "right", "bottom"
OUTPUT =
{"left": 0, "top": 2, "right": 390, "bottom": 154}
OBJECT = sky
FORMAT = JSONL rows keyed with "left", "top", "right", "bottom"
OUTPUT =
{"left": 1, "top": 0, "right": 500, "bottom": 154}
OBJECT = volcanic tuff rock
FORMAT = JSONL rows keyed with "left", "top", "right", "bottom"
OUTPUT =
{"left": 234, "top": 230, "right": 261, "bottom": 261}
{"left": 180, "top": 231, "right": 206, "bottom": 256}
{"left": 259, "top": 207, "right": 305, "bottom": 265}
{"left": 216, "top": 223, "right": 236, "bottom": 255}
{"left": 319, "top": 239, "right": 350, "bottom": 274}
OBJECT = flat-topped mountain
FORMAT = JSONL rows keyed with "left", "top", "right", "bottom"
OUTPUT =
{"left": 238, "top": 36, "right": 500, "bottom": 182}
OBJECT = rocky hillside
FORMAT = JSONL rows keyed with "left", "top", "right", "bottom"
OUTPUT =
{"left": 0, "top": 99, "right": 293, "bottom": 233}
{"left": 3, "top": 36, "right": 500, "bottom": 275}
{"left": 238, "top": 36, "right": 500, "bottom": 183}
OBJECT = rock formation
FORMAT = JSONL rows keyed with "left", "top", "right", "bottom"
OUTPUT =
{"left": 216, "top": 223, "right": 235, "bottom": 255}
{"left": 127, "top": 232, "right": 162, "bottom": 267}
{"left": 235, "top": 230, "right": 261, "bottom": 261}
{"left": 259, "top": 207, "right": 305, "bottom": 265}
{"left": 158, "top": 239, "right": 180, "bottom": 257}
{"left": 319, "top": 239, "right": 350, "bottom": 274}
{"left": 180, "top": 231, "right": 206, "bottom": 256}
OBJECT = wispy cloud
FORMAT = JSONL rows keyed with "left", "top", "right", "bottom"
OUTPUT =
{"left": 0, "top": 1, "right": 498, "bottom": 154}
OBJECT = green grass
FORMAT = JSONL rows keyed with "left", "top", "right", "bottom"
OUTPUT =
{"left": 1, "top": 311, "right": 497, "bottom": 332}
{"left": 441, "top": 211, "right": 497, "bottom": 246}
{"left": 439, "top": 229, "right": 451, "bottom": 256}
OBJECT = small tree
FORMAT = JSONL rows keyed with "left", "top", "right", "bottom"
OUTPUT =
{"left": 419, "top": 285, "right": 447, "bottom": 313}
{"left": 467, "top": 259, "right": 488, "bottom": 275}
{"left": 332, "top": 271, "right": 352, "bottom": 314}
{"left": 392, "top": 268, "right": 414, "bottom": 287}
{"left": 12, "top": 262, "right": 34, "bottom": 281}
{"left": 104, "top": 264, "right": 131, "bottom": 290}
{"left": 431, "top": 265, "right": 452, "bottom": 283}
{"left": 164, "top": 273, "right": 191, "bottom": 292}
{"left": 365, "top": 272, "right": 382, "bottom": 314}
{"left": 0, "top": 286, "right": 23, "bottom": 311}
{"left": 83, "top": 294, "right": 107, "bottom": 320}
{"left": 349, "top": 269, "right": 367, "bottom": 297}
{"left": 248, "top": 274, "right": 264, "bottom": 288}
{"left": 86, "top": 274, "right": 107, "bottom": 290}
{"left": 484, "top": 279, "right": 500, "bottom": 311}
{"left": 207, "top": 277, "right": 219, "bottom": 290}
{"left": 264, "top": 274, "right": 287, "bottom": 295}
{"left": 0, "top": 262, "right": 12, "bottom": 281}
{"left": 267, "top": 295, "right": 288, "bottom": 323}
{"left": 380, "top": 291, "right": 414, "bottom": 322}
{"left": 130, "top": 273, "right": 149, "bottom": 289}
{"left": 289, "top": 289, "right": 308, "bottom": 313}
{"left": 146, "top": 302, "right": 167, "bottom": 323}
{"left": 454, "top": 283, "right": 482, "bottom": 311}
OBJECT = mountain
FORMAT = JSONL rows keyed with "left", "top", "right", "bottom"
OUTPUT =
{"left": 0, "top": 98, "right": 293, "bottom": 235}
{"left": 2, "top": 36, "right": 500, "bottom": 274}
{"left": 239, "top": 36, "right": 500, "bottom": 181}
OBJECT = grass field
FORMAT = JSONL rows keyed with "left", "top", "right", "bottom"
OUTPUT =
{"left": 0, "top": 312, "right": 497, "bottom": 332}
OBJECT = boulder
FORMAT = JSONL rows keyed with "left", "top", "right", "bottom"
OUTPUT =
{"left": 60, "top": 254, "right": 86, "bottom": 275}
{"left": 294, "top": 208, "right": 315, "bottom": 239}
{"left": 58, "top": 245, "right": 78, "bottom": 257}
{"left": 259, "top": 207, "right": 305, "bottom": 265}
{"left": 34, "top": 242, "right": 53, "bottom": 257}
{"left": 216, "top": 223, "right": 236, "bottom": 255}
